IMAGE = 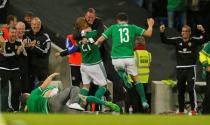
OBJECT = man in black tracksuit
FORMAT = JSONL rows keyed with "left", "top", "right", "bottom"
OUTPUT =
{"left": 160, "top": 24, "right": 208, "bottom": 114}
{"left": 0, "top": 27, "right": 23, "bottom": 111}
{"left": 27, "top": 17, "right": 51, "bottom": 92}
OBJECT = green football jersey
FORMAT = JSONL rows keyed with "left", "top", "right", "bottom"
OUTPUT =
{"left": 26, "top": 86, "right": 56, "bottom": 113}
{"left": 77, "top": 30, "right": 102, "bottom": 65}
{"left": 103, "top": 23, "right": 145, "bottom": 58}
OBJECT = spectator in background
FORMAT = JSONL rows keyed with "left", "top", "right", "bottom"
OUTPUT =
{"left": 27, "top": 17, "right": 51, "bottom": 92}
{"left": 167, "top": 0, "right": 187, "bottom": 30}
{"left": 126, "top": 36, "right": 152, "bottom": 113}
{"left": 54, "top": 34, "right": 82, "bottom": 87}
{"left": 0, "top": 27, "right": 24, "bottom": 112}
{"left": 160, "top": 24, "right": 207, "bottom": 115}
{"left": 23, "top": 11, "right": 34, "bottom": 32}
{"left": 0, "top": 0, "right": 9, "bottom": 24}
{"left": 16, "top": 21, "right": 30, "bottom": 93}
{"left": 1, "top": 15, "right": 18, "bottom": 40}
{"left": 133, "top": 36, "right": 152, "bottom": 109}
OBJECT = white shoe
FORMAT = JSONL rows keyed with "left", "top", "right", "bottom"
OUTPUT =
{"left": 66, "top": 103, "right": 85, "bottom": 111}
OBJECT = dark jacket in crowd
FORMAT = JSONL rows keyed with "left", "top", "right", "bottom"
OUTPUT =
{"left": 27, "top": 29, "right": 51, "bottom": 69}
{"left": 160, "top": 32, "right": 208, "bottom": 67}
{"left": 0, "top": 40, "right": 21, "bottom": 69}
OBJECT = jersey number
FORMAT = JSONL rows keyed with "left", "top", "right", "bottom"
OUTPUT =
{"left": 82, "top": 44, "right": 91, "bottom": 52}
{"left": 119, "top": 28, "right": 129, "bottom": 43}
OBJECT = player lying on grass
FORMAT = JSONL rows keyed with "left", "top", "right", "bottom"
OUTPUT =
{"left": 21, "top": 73, "right": 120, "bottom": 113}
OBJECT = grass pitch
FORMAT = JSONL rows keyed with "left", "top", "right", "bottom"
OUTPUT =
{"left": 2, "top": 113, "right": 210, "bottom": 125}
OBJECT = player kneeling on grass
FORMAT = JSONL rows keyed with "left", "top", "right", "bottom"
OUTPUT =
{"left": 21, "top": 73, "right": 120, "bottom": 113}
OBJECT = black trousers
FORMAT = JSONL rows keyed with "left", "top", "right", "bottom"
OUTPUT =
{"left": 0, "top": 69, "right": 21, "bottom": 111}
{"left": 19, "top": 56, "right": 30, "bottom": 93}
{"left": 29, "top": 66, "right": 49, "bottom": 92}
{"left": 202, "top": 72, "right": 210, "bottom": 114}
{"left": 70, "top": 65, "right": 82, "bottom": 87}
{"left": 48, "top": 86, "right": 80, "bottom": 113}
{"left": 177, "top": 67, "right": 196, "bottom": 112}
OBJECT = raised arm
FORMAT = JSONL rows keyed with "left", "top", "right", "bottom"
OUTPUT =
{"left": 143, "top": 18, "right": 154, "bottom": 37}
{"left": 40, "top": 73, "right": 60, "bottom": 89}
{"left": 193, "top": 24, "right": 209, "bottom": 45}
{"left": 94, "top": 35, "right": 106, "bottom": 45}
{"left": 159, "top": 24, "right": 178, "bottom": 45}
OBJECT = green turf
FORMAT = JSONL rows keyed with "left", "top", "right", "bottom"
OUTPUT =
{"left": 2, "top": 113, "right": 210, "bottom": 125}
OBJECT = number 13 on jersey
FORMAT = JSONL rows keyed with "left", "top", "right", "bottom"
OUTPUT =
{"left": 119, "top": 28, "right": 130, "bottom": 43}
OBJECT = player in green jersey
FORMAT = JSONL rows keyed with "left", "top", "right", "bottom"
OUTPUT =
{"left": 69, "top": 17, "right": 109, "bottom": 106}
{"left": 95, "top": 12, "right": 154, "bottom": 109}
{"left": 22, "top": 72, "right": 120, "bottom": 113}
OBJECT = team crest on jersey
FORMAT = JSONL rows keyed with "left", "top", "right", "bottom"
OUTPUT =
{"left": 179, "top": 42, "right": 183, "bottom": 46}
{"left": 183, "top": 48, "right": 187, "bottom": 52}
{"left": 36, "top": 41, "right": 40, "bottom": 45}
{"left": 188, "top": 42, "right": 192, "bottom": 47}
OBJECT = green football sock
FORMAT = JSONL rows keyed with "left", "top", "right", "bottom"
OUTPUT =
{"left": 117, "top": 69, "right": 132, "bottom": 88}
{"left": 80, "top": 87, "right": 89, "bottom": 96}
{"left": 86, "top": 96, "right": 106, "bottom": 105}
{"left": 86, "top": 96, "right": 120, "bottom": 112}
{"left": 95, "top": 86, "right": 106, "bottom": 99}
{"left": 135, "top": 82, "right": 147, "bottom": 103}
{"left": 79, "top": 88, "right": 89, "bottom": 104}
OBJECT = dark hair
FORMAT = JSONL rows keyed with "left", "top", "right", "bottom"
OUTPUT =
{"left": 116, "top": 12, "right": 128, "bottom": 21}
{"left": 86, "top": 8, "right": 96, "bottom": 14}
{"left": 24, "top": 11, "right": 34, "bottom": 17}
{"left": 6, "top": 15, "right": 17, "bottom": 25}
{"left": 9, "top": 26, "right": 16, "bottom": 31}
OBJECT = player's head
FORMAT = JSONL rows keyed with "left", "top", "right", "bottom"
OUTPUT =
{"left": 74, "top": 17, "right": 89, "bottom": 31}
{"left": 116, "top": 12, "right": 128, "bottom": 23}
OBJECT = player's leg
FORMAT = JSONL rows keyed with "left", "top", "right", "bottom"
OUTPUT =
{"left": 80, "top": 64, "right": 91, "bottom": 97}
{"left": 112, "top": 58, "right": 132, "bottom": 88}
{"left": 81, "top": 95, "right": 120, "bottom": 112}
{"left": 48, "top": 87, "right": 71, "bottom": 112}
{"left": 88, "top": 62, "right": 107, "bottom": 99}
{"left": 127, "top": 58, "right": 149, "bottom": 109}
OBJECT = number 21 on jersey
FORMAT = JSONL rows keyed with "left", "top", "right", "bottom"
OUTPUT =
{"left": 119, "top": 28, "right": 129, "bottom": 43}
